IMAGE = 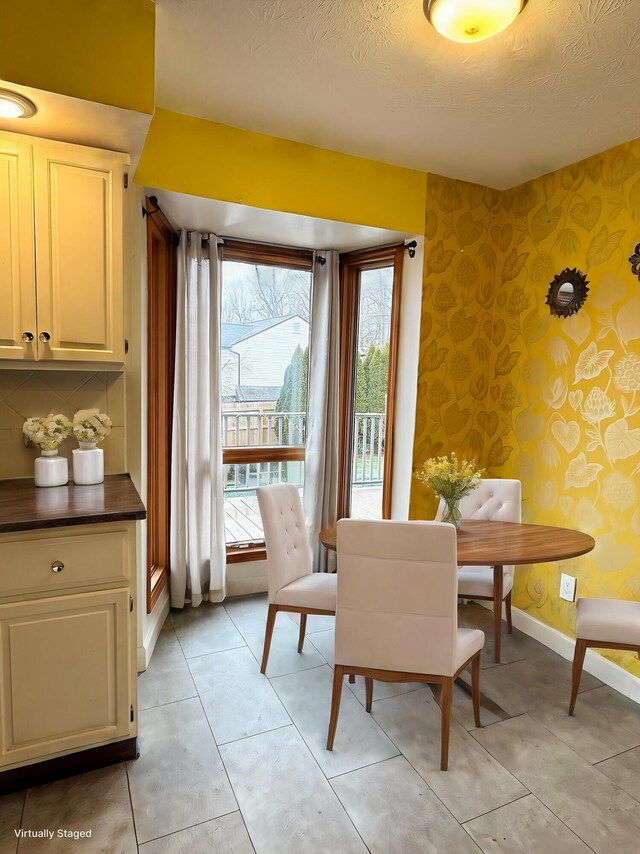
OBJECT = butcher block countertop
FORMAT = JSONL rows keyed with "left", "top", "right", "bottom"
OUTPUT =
{"left": 0, "top": 474, "right": 146, "bottom": 534}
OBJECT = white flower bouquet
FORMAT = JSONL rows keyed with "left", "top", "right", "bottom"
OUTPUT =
{"left": 23, "top": 414, "right": 72, "bottom": 451}
{"left": 72, "top": 409, "right": 112, "bottom": 446}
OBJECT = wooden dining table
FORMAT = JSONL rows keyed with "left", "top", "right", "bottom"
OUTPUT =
{"left": 319, "top": 519, "right": 595, "bottom": 662}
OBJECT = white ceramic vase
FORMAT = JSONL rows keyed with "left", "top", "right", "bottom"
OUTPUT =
{"left": 72, "top": 441, "right": 104, "bottom": 485}
{"left": 34, "top": 449, "right": 69, "bottom": 488}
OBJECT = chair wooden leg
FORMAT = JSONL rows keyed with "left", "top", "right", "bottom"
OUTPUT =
{"left": 505, "top": 590, "right": 513, "bottom": 634}
{"left": 365, "top": 677, "right": 373, "bottom": 713}
{"left": 297, "top": 613, "right": 307, "bottom": 654}
{"left": 471, "top": 653, "right": 481, "bottom": 728}
{"left": 348, "top": 674, "right": 356, "bottom": 684}
{"left": 260, "top": 604, "right": 278, "bottom": 674}
{"left": 440, "top": 677, "right": 453, "bottom": 771}
{"left": 569, "top": 639, "right": 587, "bottom": 716}
{"left": 493, "top": 565, "right": 504, "bottom": 664}
{"left": 327, "top": 665, "right": 344, "bottom": 750}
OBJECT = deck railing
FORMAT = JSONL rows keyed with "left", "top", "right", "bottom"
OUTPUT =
{"left": 352, "top": 413, "right": 385, "bottom": 484}
{"left": 222, "top": 410, "right": 385, "bottom": 492}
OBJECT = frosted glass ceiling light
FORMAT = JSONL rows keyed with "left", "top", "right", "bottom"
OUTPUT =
{"left": 424, "top": 0, "right": 527, "bottom": 43}
{"left": 0, "top": 89, "right": 37, "bottom": 119}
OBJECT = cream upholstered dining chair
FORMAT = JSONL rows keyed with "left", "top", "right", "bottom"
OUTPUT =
{"left": 569, "top": 597, "right": 640, "bottom": 715}
{"left": 438, "top": 478, "right": 521, "bottom": 663}
{"left": 326, "top": 519, "right": 484, "bottom": 771}
{"left": 256, "top": 483, "right": 336, "bottom": 674}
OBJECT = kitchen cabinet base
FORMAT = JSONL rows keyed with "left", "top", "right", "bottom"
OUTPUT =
{"left": 0, "top": 737, "right": 138, "bottom": 795}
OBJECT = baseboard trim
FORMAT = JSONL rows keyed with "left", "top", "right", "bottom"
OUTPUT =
{"left": 0, "top": 738, "right": 138, "bottom": 796}
{"left": 476, "top": 600, "right": 640, "bottom": 703}
{"left": 137, "top": 587, "right": 170, "bottom": 672}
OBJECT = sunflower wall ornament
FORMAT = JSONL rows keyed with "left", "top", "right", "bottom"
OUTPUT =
{"left": 545, "top": 268, "right": 590, "bottom": 318}
{"left": 629, "top": 243, "right": 640, "bottom": 281}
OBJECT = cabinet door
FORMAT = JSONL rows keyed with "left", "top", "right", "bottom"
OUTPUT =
{"left": 0, "top": 588, "right": 131, "bottom": 768}
{"left": 33, "top": 145, "right": 125, "bottom": 362}
{"left": 0, "top": 138, "right": 36, "bottom": 360}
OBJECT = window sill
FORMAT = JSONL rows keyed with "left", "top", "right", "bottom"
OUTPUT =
{"left": 226, "top": 545, "right": 267, "bottom": 564}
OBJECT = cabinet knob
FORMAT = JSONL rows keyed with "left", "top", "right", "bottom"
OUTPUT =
{"left": 51, "top": 560, "right": 64, "bottom": 573}
{"left": 22, "top": 332, "right": 34, "bottom": 342}
{"left": 39, "top": 332, "right": 51, "bottom": 343}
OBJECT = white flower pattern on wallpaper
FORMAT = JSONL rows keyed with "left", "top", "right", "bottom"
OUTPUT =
{"left": 614, "top": 353, "right": 640, "bottom": 393}
{"left": 413, "top": 140, "right": 640, "bottom": 676}
{"left": 604, "top": 420, "right": 640, "bottom": 462}
{"left": 568, "top": 390, "right": 583, "bottom": 411}
{"left": 564, "top": 452, "right": 602, "bottom": 489}
{"left": 542, "top": 377, "right": 568, "bottom": 409}
{"left": 551, "top": 420, "right": 580, "bottom": 453}
{"left": 581, "top": 387, "right": 616, "bottom": 424}
{"left": 602, "top": 471, "right": 637, "bottom": 510}
{"left": 573, "top": 342, "right": 614, "bottom": 383}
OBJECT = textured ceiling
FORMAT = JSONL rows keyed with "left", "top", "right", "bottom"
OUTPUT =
{"left": 155, "top": 0, "right": 640, "bottom": 190}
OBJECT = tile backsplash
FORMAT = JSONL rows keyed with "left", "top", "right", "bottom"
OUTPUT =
{"left": 0, "top": 370, "right": 126, "bottom": 479}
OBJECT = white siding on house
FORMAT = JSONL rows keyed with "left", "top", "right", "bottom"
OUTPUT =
{"left": 221, "top": 351, "right": 239, "bottom": 397}
{"left": 231, "top": 317, "right": 309, "bottom": 389}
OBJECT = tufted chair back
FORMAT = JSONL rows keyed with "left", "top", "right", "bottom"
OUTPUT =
{"left": 257, "top": 484, "right": 312, "bottom": 604}
{"left": 335, "top": 519, "right": 460, "bottom": 676}
{"left": 438, "top": 478, "right": 521, "bottom": 576}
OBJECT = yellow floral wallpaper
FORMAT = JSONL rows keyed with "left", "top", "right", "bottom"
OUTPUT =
{"left": 411, "top": 173, "right": 503, "bottom": 519}
{"left": 412, "top": 139, "right": 640, "bottom": 675}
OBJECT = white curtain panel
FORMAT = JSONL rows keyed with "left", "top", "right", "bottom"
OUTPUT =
{"left": 304, "top": 250, "right": 340, "bottom": 572}
{"left": 170, "top": 230, "right": 226, "bottom": 607}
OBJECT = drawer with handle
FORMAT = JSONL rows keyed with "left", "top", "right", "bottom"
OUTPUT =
{"left": 0, "top": 523, "right": 133, "bottom": 599}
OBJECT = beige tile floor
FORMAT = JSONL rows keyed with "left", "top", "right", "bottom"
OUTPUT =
{"left": 2, "top": 596, "right": 640, "bottom": 853}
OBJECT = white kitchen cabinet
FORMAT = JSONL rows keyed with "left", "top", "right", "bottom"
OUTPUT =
{"left": 0, "top": 521, "right": 137, "bottom": 772}
{"left": 0, "top": 130, "right": 128, "bottom": 365}
{"left": 0, "top": 137, "right": 36, "bottom": 360}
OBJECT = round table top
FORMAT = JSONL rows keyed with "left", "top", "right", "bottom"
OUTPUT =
{"left": 319, "top": 519, "right": 595, "bottom": 566}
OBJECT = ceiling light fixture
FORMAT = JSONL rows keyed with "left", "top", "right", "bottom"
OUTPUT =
{"left": 0, "top": 89, "right": 37, "bottom": 119}
{"left": 424, "top": 0, "right": 527, "bottom": 44}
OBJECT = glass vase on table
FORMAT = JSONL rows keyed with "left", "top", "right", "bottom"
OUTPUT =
{"left": 440, "top": 496, "right": 463, "bottom": 530}
{"left": 413, "top": 452, "right": 485, "bottom": 533}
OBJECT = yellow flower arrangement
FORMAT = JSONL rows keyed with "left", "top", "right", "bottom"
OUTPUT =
{"left": 414, "top": 453, "right": 484, "bottom": 528}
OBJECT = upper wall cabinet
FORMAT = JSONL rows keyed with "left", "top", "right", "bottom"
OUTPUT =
{"left": 0, "top": 139, "right": 36, "bottom": 361}
{"left": 0, "top": 132, "right": 129, "bottom": 365}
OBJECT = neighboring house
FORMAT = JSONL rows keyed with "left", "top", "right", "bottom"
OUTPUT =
{"left": 221, "top": 314, "right": 309, "bottom": 403}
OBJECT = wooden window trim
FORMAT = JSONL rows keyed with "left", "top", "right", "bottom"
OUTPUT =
{"left": 222, "top": 239, "right": 313, "bottom": 271}
{"left": 222, "top": 239, "right": 312, "bottom": 559}
{"left": 338, "top": 243, "right": 404, "bottom": 521}
{"left": 226, "top": 545, "right": 267, "bottom": 564}
{"left": 223, "top": 446, "right": 305, "bottom": 465}
{"left": 146, "top": 198, "right": 178, "bottom": 613}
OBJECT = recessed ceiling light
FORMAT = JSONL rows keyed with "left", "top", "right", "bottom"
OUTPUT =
{"left": 424, "top": 0, "right": 527, "bottom": 44}
{"left": 0, "top": 89, "right": 37, "bottom": 119}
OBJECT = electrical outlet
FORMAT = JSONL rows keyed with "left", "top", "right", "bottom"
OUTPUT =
{"left": 560, "top": 573, "right": 576, "bottom": 602}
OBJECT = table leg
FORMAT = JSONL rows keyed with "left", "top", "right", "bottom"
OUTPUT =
{"left": 493, "top": 565, "right": 503, "bottom": 664}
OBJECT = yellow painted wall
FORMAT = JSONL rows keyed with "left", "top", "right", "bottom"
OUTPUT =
{"left": 135, "top": 109, "right": 427, "bottom": 234}
{"left": 411, "top": 139, "right": 640, "bottom": 675}
{"left": 0, "top": 0, "right": 155, "bottom": 114}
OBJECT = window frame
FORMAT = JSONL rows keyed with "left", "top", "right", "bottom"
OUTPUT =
{"left": 221, "top": 240, "right": 313, "bottom": 563}
{"left": 146, "top": 199, "right": 178, "bottom": 611}
{"left": 338, "top": 243, "right": 404, "bottom": 521}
